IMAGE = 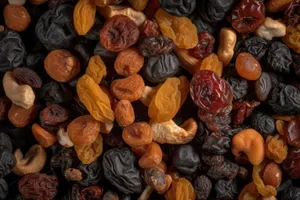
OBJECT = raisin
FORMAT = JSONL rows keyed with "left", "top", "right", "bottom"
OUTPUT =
{"left": 198, "top": 108, "right": 232, "bottom": 132}
{"left": 159, "top": 0, "right": 196, "bottom": 17}
{"left": 284, "top": 187, "right": 300, "bottom": 200}
{"left": 284, "top": 0, "right": 300, "bottom": 26}
{"left": 0, "top": 179, "right": 8, "bottom": 200}
{"left": 236, "top": 36, "right": 268, "bottom": 60}
{"left": 194, "top": 175, "right": 212, "bottom": 200}
{"left": 0, "top": 145, "right": 16, "bottom": 178}
{"left": 78, "top": 159, "right": 104, "bottom": 187}
{"left": 226, "top": 76, "right": 248, "bottom": 101}
{"left": 202, "top": 132, "right": 231, "bottom": 155}
{"left": 235, "top": 52, "right": 262, "bottom": 81}
{"left": 214, "top": 179, "right": 239, "bottom": 200}
{"left": 292, "top": 53, "right": 300, "bottom": 78}
{"left": 231, "top": 0, "right": 265, "bottom": 34}
{"left": 283, "top": 148, "right": 300, "bottom": 179}
{"left": 139, "top": 20, "right": 160, "bottom": 37}
{"left": 100, "top": 15, "right": 140, "bottom": 52}
{"left": 12, "top": 68, "right": 42, "bottom": 88}
{"left": 231, "top": 100, "right": 260, "bottom": 126}
{"left": 255, "top": 72, "right": 272, "bottom": 101}
{"left": 251, "top": 111, "right": 275, "bottom": 137}
{"left": 137, "top": 35, "right": 174, "bottom": 57}
{"left": 286, "top": 119, "right": 300, "bottom": 147}
{"left": 189, "top": 32, "right": 215, "bottom": 59}
{"left": 207, "top": 160, "right": 239, "bottom": 180}
{"left": 40, "top": 81, "right": 73, "bottom": 106}
{"left": 40, "top": 104, "right": 69, "bottom": 126}
{"left": 201, "top": 153, "right": 225, "bottom": 167}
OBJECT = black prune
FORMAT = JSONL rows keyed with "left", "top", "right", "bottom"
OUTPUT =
{"left": 138, "top": 35, "right": 174, "bottom": 57}
{"left": 0, "top": 145, "right": 16, "bottom": 178}
{"left": 207, "top": 160, "right": 239, "bottom": 180}
{"left": 266, "top": 41, "right": 292, "bottom": 74}
{"left": 201, "top": 154, "right": 224, "bottom": 167}
{"left": 226, "top": 76, "right": 248, "bottom": 101}
{"left": 269, "top": 84, "right": 300, "bottom": 115}
{"left": 236, "top": 36, "right": 268, "bottom": 60}
{"left": 251, "top": 111, "right": 275, "bottom": 136}
{"left": 142, "top": 52, "right": 180, "bottom": 84}
{"left": 268, "top": 72, "right": 284, "bottom": 88}
{"left": 201, "top": 132, "right": 231, "bottom": 155}
{"left": 78, "top": 159, "right": 104, "bottom": 187}
{"left": 214, "top": 179, "right": 239, "bottom": 200}
{"left": 172, "top": 145, "right": 201, "bottom": 175}
{"left": 194, "top": 175, "right": 212, "bottom": 200}
{"left": 26, "top": 53, "right": 45, "bottom": 70}
{"left": 158, "top": 0, "right": 196, "bottom": 16}
{"left": 102, "top": 148, "right": 142, "bottom": 194}
{"left": 0, "top": 30, "right": 26, "bottom": 71}
{"left": 35, "top": 4, "right": 77, "bottom": 51}
{"left": 189, "top": 14, "right": 215, "bottom": 34}
{"left": 40, "top": 81, "right": 73, "bottom": 106}
{"left": 284, "top": 187, "right": 300, "bottom": 200}
{"left": 0, "top": 132, "right": 13, "bottom": 152}
{"left": 197, "top": 0, "right": 235, "bottom": 23}
{"left": 0, "top": 178, "right": 8, "bottom": 200}
{"left": 255, "top": 72, "right": 272, "bottom": 101}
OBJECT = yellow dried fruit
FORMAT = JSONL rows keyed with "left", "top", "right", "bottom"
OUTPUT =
{"left": 74, "top": 0, "right": 97, "bottom": 35}
{"left": 200, "top": 53, "right": 223, "bottom": 77}
{"left": 86, "top": 55, "right": 107, "bottom": 84}
{"left": 165, "top": 178, "right": 196, "bottom": 200}
{"left": 148, "top": 76, "right": 189, "bottom": 122}
{"left": 266, "top": 134, "right": 288, "bottom": 164}
{"left": 77, "top": 74, "right": 114, "bottom": 123}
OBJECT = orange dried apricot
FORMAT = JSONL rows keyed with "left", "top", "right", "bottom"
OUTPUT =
{"left": 86, "top": 55, "right": 107, "bottom": 84}
{"left": 74, "top": 0, "right": 97, "bottom": 35}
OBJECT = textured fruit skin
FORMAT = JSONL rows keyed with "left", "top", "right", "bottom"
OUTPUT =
{"left": 137, "top": 35, "right": 174, "bottom": 57}
{"left": 235, "top": 52, "right": 262, "bottom": 81}
{"left": 4, "top": 4, "right": 31, "bottom": 32}
{"left": 73, "top": 0, "right": 96, "bottom": 35}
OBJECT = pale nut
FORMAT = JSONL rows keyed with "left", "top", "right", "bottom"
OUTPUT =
{"left": 232, "top": 129, "right": 265, "bottom": 165}
{"left": 174, "top": 46, "right": 202, "bottom": 74}
{"left": 3, "top": 71, "right": 35, "bottom": 109}
{"left": 8, "top": 0, "right": 26, "bottom": 5}
{"left": 4, "top": 4, "right": 31, "bottom": 32}
{"left": 255, "top": 17, "right": 286, "bottom": 40}
{"left": 8, "top": 104, "right": 38, "bottom": 128}
{"left": 262, "top": 162, "right": 282, "bottom": 188}
{"left": 140, "top": 85, "right": 161, "bottom": 107}
{"left": 217, "top": 27, "right": 237, "bottom": 67}
{"left": 98, "top": 5, "right": 146, "bottom": 26}
{"left": 115, "top": 100, "right": 135, "bottom": 127}
{"left": 150, "top": 118, "right": 197, "bottom": 144}
{"left": 138, "top": 185, "right": 153, "bottom": 200}
{"left": 12, "top": 144, "right": 47, "bottom": 176}
{"left": 57, "top": 127, "right": 74, "bottom": 148}
{"left": 99, "top": 121, "right": 114, "bottom": 134}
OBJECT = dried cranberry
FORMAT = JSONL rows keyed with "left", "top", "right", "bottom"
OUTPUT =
{"left": 189, "top": 32, "right": 215, "bottom": 59}
{"left": 139, "top": 20, "right": 160, "bottom": 37}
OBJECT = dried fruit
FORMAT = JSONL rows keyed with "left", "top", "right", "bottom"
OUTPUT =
{"left": 115, "top": 100, "right": 135, "bottom": 127}
{"left": 40, "top": 104, "right": 69, "bottom": 126}
{"left": 236, "top": 52, "right": 262, "bottom": 81}
{"left": 122, "top": 122, "right": 152, "bottom": 147}
{"left": 32, "top": 124, "right": 57, "bottom": 148}
{"left": 74, "top": 0, "right": 97, "bottom": 35}
{"left": 86, "top": 55, "right": 107, "bottom": 84}
{"left": 194, "top": 175, "right": 212, "bottom": 200}
{"left": 165, "top": 178, "right": 196, "bottom": 200}
{"left": 262, "top": 161, "right": 282, "bottom": 188}
{"left": 4, "top": 4, "right": 31, "bottom": 32}
{"left": 155, "top": 8, "right": 198, "bottom": 49}
{"left": 148, "top": 76, "right": 189, "bottom": 122}
{"left": 0, "top": 96, "right": 10, "bottom": 120}
{"left": 8, "top": 104, "right": 38, "bottom": 128}
{"left": 238, "top": 182, "right": 260, "bottom": 200}
{"left": 190, "top": 32, "right": 215, "bottom": 59}
{"left": 286, "top": 119, "right": 300, "bottom": 147}
{"left": 199, "top": 53, "right": 223, "bottom": 77}
{"left": 77, "top": 74, "right": 115, "bottom": 123}
{"left": 138, "top": 142, "right": 162, "bottom": 168}
{"left": 138, "top": 35, "right": 174, "bottom": 57}
{"left": 266, "top": 0, "right": 292, "bottom": 12}
{"left": 140, "top": 20, "right": 160, "bottom": 37}
{"left": 266, "top": 134, "right": 288, "bottom": 164}
{"left": 283, "top": 24, "right": 300, "bottom": 54}
{"left": 284, "top": 0, "right": 300, "bottom": 26}
{"left": 13, "top": 68, "right": 42, "bottom": 88}
{"left": 100, "top": 15, "right": 140, "bottom": 52}
{"left": 255, "top": 72, "right": 272, "bottom": 101}
{"left": 128, "top": 0, "right": 148, "bottom": 11}
{"left": 283, "top": 147, "right": 300, "bottom": 179}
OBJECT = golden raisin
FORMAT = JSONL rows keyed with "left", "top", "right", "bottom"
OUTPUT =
{"left": 8, "top": 104, "right": 38, "bottom": 128}
{"left": 77, "top": 74, "right": 115, "bottom": 123}
{"left": 44, "top": 50, "right": 80, "bottom": 82}
{"left": 114, "top": 48, "right": 144, "bottom": 76}
{"left": 4, "top": 4, "right": 31, "bottom": 32}
{"left": 32, "top": 124, "right": 57, "bottom": 148}
{"left": 236, "top": 52, "right": 262, "bottom": 81}
{"left": 238, "top": 182, "right": 260, "bottom": 200}
{"left": 128, "top": 0, "right": 148, "bottom": 11}
{"left": 165, "top": 178, "right": 196, "bottom": 200}
{"left": 74, "top": 0, "right": 97, "bottom": 35}
{"left": 266, "top": 134, "right": 288, "bottom": 164}
{"left": 139, "top": 142, "right": 162, "bottom": 169}
{"left": 86, "top": 55, "right": 107, "bottom": 84}
{"left": 199, "top": 53, "right": 223, "bottom": 77}
{"left": 275, "top": 120, "right": 286, "bottom": 136}
{"left": 266, "top": 0, "right": 292, "bottom": 13}
{"left": 262, "top": 161, "right": 282, "bottom": 188}
{"left": 115, "top": 100, "right": 135, "bottom": 127}
{"left": 283, "top": 25, "right": 300, "bottom": 54}
{"left": 122, "top": 122, "right": 153, "bottom": 147}
{"left": 67, "top": 115, "right": 100, "bottom": 146}
{"left": 148, "top": 76, "right": 189, "bottom": 122}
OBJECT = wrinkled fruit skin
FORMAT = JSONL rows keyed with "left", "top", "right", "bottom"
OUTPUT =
{"left": 159, "top": 0, "right": 196, "bottom": 16}
{"left": 138, "top": 35, "right": 174, "bottom": 57}
{"left": 283, "top": 148, "right": 300, "bottom": 179}
{"left": 0, "top": 145, "right": 16, "bottom": 178}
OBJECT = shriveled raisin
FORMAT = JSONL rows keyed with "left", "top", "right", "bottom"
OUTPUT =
{"left": 189, "top": 32, "right": 215, "bottom": 59}
{"left": 137, "top": 35, "right": 174, "bottom": 57}
{"left": 40, "top": 104, "right": 69, "bottom": 126}
{"left": 13, "top": 68, "right": 42, "bottom": 88}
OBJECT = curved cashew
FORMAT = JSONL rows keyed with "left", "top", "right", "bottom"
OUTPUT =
{"left": 3, "top": 71, "right": 35, "bottom": 109}
{"left": 140, "top": 85, "right": 161, "bottom": 107}
{"left": 217, "top": 27, "right": 237, "bottom": 67}
{"left": 232, "top": 129, "right": 265, "bottom": 165}
{"left": 174, "top": 46, "right": 202, "bottom": 74}
{"left": 57, "top": 127, "right": 74, "bottom": 148}
{"left": 255, "top": 17, "right": 286, "bottom": 40}
{"left": 12, "top": 144, "right": 47, "bottom": 176}
{"left": 150, "top": 118, "right": 197, "bottom": 144}
{"left": 99, "top": 122, "right": 114, "bottom": 134}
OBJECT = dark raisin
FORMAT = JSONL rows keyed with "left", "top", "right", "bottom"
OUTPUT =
{"left": 13, "top": 68, "right": 43, "bottom": 88}
{"left": 202, "top": 132, "right": 231, "bottom": 155}
{"left": 251, "top": 111, "right": 275, "bottom": 137}
{"left": 40, "top": 81, "right": 73, "bottom": 106}
{"left": 201, "top": 154, "right": 225, "bottom": 167}
{"left": 137, "top": 35, "right": 174, "bottom": 57}
{"left": 78, "top": 159, "right": 104, "bottom": 187}
{"left": 231, "top": 100, "right": 260, "bottom": 126}
{"left": 235, "top": 36, "right": 268, "bottom": 60}
{"left": 284, "top": 0, "right": 300, "bottom": 26}
{"left": 0, "top": 178, "right": 8, "bottom": 200}
{"left": 255, "top": 72, "right": 272, "bottom": 101}
{"left": 226, "top": 76, "right": 248, "bottom": 101}
{"left": 159, "top": 0, "right": 196, "bottom": 16}
{"left": 0, "top": 145, "right": 16, "bottom": 178}
{"left": 39, "top": 104, "right": 69, "bottom": 126}
{"left": 194, "top": 175, "right": 212, "bottom": 200}
{"left": 214, "top": 179, "right": 239, "bottom": 200}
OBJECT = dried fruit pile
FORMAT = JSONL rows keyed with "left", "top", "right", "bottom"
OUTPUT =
{"left": 1, "top": 0, "right": 300, "bottom": 199}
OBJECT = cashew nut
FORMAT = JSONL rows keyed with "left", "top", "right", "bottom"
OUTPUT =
{"left": 150, "top": 118, "right": 197, "bottom": 144}
{"left": 140, "top": 85, "right": 161, "bottom": 107}
{"left": 99, "top": 122, "right": 114, "bottom": 134}
{"left": 57, "top": 127, "right": 74, "bottom": 148}
{"left": 12, "top": 144, "right": 47, "bottom": 176}
{"left": 174, "top": 46, "right": 202, "bottom": 74}
{"left": 255, "top": 17, "right": 286, "bottom": 40}
{"left": 3, "top": 71, "right": 35, "bottom": 109}
{"left": 217, "top": 27, "right": 237, "bottom": 67}
{"left": 232, "top": 129, "right": 265, "bottom": 166}
{"left": 138, "top": 185, "right": 153, "bottom": 200}
{"left": 8, "top": 0, "right": 26, "bottom": 5}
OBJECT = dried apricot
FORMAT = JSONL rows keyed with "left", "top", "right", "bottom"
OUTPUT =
{"left": 86, "top": 55, "right": 107, "bottom": 84}
{"left": 74, "top": 0, "right": 97, "bottom": 35}
{"left": 122, "top": 122, "right": 153, "bottom": 147}
{"left": 115, "top": 100, "right": 135, "bottom": 127}
{"left": 138, "top": 142, "right": 162, "bottom": 169}
{"left": 199, "top": 53, "right": 223, "bottom": 77}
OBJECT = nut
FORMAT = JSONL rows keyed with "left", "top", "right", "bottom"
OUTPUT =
{"left": 122, "top": 122, "right": 153, "bottom": 147}
{"left": 200, "top": 53, "right": 223, "bottom": 77}
{"left": 266, "top": 0, "right": 292, "bottom": 12}
{"left": 255, "top": 17, "right": 286, "bottom": 40}
{"left": 111, "top": 74, "right": 145, "bottom": 102}
{"left": 94, "top": 0, "right": 122, "bottom": 7}
{"left": 67, "top": 115, "right": 100, "bottom": 146}
{"left": 3, "top": 71, "right": 35, "bottom": 109}
{"left": 44, "top": 49, "right": 80, "bottom": 82}
{"left": 232, "top": 128, "right": 265, "bottom": 165}
{"left": 174, "top": 46, "right": 202, "bottom": 74}
{"left": 0, "top": 96, "right": 11, "bottom": 120}
{"left": 150, "top": 118, "right": 197, "bottom": 144}
{"left": 115, "top": 100, "right": 135, "bottom": 127}
{"left": 8, "top": 104, "right": 38, "bottom": 128}
{"left": 217, "top": 27, "right": 237, "bottom": 66}
{"left": 139, "top": 142, "right": 162, "bottom": 169}
{"left": 8, "top": 0, "right": 26, "bottom": 5}
{"left": 29, "top": 0, "right": 48, "bottom": 5}
{"left": 272, "top": 114, "right": 295, "bottom": 122}
{"left": 138, "top": 185, "right": 153, "bottom": 200}
{"left": 98, "top": 5, "right": 146, "bottom": 26}
{"left": 263, "top": 161, "right": 282, "bottom": 188}
{"left": 4, "top": 4, "right": 31, "bottom": 32}
{"left": 32, "top": 123, "right": 57, "bottom": 148}
{"left": 57, "top": 126, "right": 74, "bottom": 148}
{"left": 275, "top": 119, "right": 286, "bottom": 136}
{"left": 64, "top": 168, "right": 82, "bottom": 181}
{"left": 114, "top": 47, "right": 144, "bottom": 76}
{"left": 140, "top": 85, "right": 161, "bottom": 107}
{"left": 99, "top": 122, "right": 114, "bottom": 134}
{"left": 12, "top": 144, "right": 47, "bottom": 176}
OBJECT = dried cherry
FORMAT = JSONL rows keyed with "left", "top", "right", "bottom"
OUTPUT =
{"left": 137, "top": 35, "right": 174, "bottom": 57}
{"left": 189, "top": 32, "right": 215, "bottom": 59}
{"left": 286, "top": 119, "right": 300, "bottom": 147}
{"left": 283, "top": 148, "right": 300, "bottom": 179}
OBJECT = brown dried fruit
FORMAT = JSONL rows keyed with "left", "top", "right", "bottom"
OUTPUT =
{"left": 266, "top": 0, "right": 292, "bottom": 13}
{"left": 262, "top": 161, "right": 282, "bottom": 188}
{"left": 0, "top": 96, "right": 11, "bottom": 120}
{"left": 114, "top": 48, "right": 144, "bottom": 76}
{"left": 13, "top": 68, "right": 43, "bottom": 88}
{"left": 4, "top": 4, "right": 31, "bottom": 32}
{"left": 64, "top": 168, "right": 83, "bottom": 181}
{"left": 8, "top": 104, "right": 38, "bottom": 128}
{"left": 74, "top": 0, "right": 97, "bottom": 35}
{"left": 272, "top": 114, "right": 295, "bottom": 121}
{"left": 94, "top": 0, "right": 121, "bottom": 7}
{"left": 29, "top": 0, "right": 48, "bottom": 5}
{"left": 67, "top": 115, "right": 100, "bottom": 146}
{"left": 32, "top": 123, "right": 57, "bottom": 148}
{"left": 128, "top": 0, "right": 148, "bottom": 11}
{"left": 111, "top": 74, "right": 145, "bottom": 102}
{"left": 122, "top": 122, "right": 153, "bottom": 147}
{"left": 275, "top": 120, "right": 286, "bottom": 136}
{"left": 86, "top": 55, "right": 107, "bottom": 85}
{"left": 115, "top": 100, "right": 135, "bottom": 127}
{"left": 45, "top": 49, "right": 81, "bottom": 82}
{"left": 144, "top": 168, "right": 168, "bottom": 193}
{"left": 40, "top": 104, "right": 69, "bottom": 126}
{"left": 139, "top": 142, "right": 162, "bottom": 169}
